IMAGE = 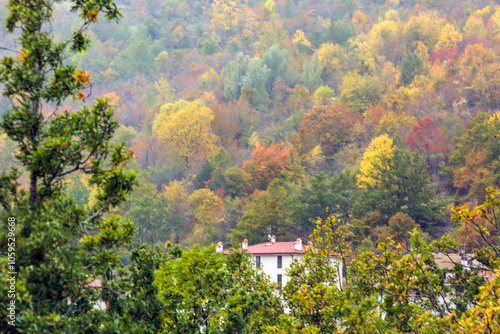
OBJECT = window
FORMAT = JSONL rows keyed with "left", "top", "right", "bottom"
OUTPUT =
{"left": 277, "top": 274, "right": 282, "bottom": 289}
{"left": 256, "top": 256, "right": 261, "bottom": 268}
{"left": 277, "top": 255, "right": 282, "bottom": 269}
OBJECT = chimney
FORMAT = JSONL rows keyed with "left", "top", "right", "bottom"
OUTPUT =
{"left": 270, "top": 235, "right": 276, "bottom": 243}
{"left": 294, "top": 238, "right": 302, "bottom": 251}
{"left": 307, "top": 241, "right": 313, "bottom": 247}
{"left": 242, "top": 239, "right": 248, "bottom": 250}
{"left": 216, "top": 242, "right": 223, "bottom": 253}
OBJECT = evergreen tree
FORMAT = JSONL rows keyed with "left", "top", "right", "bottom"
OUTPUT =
{"left": 223, "top": 52, "right": 250, "bottom": 100}
{"left": 194, "top": 160, "right": 214, "bottom": 189}
{"left": 354, "top": 148, "right": 444, "bottom": 230}
{"left": 263, "top": 45, "right": 295, "bottom": 98}
{"left": 0, "top": 0, "right": 137, "bottom": 331}
{"left": 400, "top": 53, "right": 423, "bottom": 86}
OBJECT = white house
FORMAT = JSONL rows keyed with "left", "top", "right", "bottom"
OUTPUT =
{"left": 217, "top": 236, "right": 343, "bottom": 290}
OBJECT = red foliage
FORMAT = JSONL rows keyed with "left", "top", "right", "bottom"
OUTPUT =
{"left": 429, "top": 47, "right": 459, "bottom": 64}
{"left": 243, "top": 144, "right": 297, "bottom": 190}
{"left": 273, "top": 79, "right": 292, "bottom": 104}
{"left": 215, "top": 187, "right": 226, "bottom": 199}
{"left": 211, "top": 102, "right": 243, "bottom": 147}
{"left": 405, "top": 117, "right": 447, "bottom": 161}
{"left": 363, "top": 104, "right": 386, "bottom": 135}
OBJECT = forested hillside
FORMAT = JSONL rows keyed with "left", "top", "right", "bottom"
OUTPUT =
{"left": 1, "top": 0, "right": 500, "bottom": 252}
{"left": 3, "top": 0, "right": 500, "bottom": 332}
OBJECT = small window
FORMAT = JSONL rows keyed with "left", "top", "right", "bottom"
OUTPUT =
{"left": 277, "top": 274, "right": 282, "bottom": 289}
{"left": 256, "top": 256, "right": 261, "bottom": 268}
{"left": 277, "top": 255, "right": 282, "bottom": 269}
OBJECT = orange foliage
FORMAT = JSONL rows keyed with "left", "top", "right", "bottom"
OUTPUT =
{"left": 243, "top": 144, "right": 301, "bottom": 190}
{"left": 292, "top": 104, "right": 362, "bottom": 157}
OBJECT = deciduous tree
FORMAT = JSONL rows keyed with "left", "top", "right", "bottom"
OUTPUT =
{"left": 152, "top": 99, "right": 219, "bottom": 166}
{"left": 405, "top": 117, "right": 447, "bottom": 165}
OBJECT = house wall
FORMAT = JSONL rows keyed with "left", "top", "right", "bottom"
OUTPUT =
{"left": 251, "top": 254, "right": 342, "bottom": 289}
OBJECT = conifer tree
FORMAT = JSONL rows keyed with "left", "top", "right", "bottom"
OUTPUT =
{"left": 0, "top": 0, "right": 137, "bottom": 331}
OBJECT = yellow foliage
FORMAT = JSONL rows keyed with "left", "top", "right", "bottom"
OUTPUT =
{"left": 464, "top": 7, "right": 490, "bottom": 38}
{"left": 351, "top": 10, "right": 369, "bottom": 32}
{"left": 188, "top": 188, "right": 224, "bottom": 224}
{"left": 493, "top": 8, "right": 500, "bottom": 37}
{"left": 403, "top": 12, "right": 442, "bottom": 52}
{"left": 256, "top": 21, "right": 289, "bottom": 55}
{"left": 376, "top": 111, "right": 416, "bottom": 138}
{"left": 248, "top": 131, "right": 260, "bottom": 148}
{"left": 436, "top": 24, "right": 463, "bottom": 50}
{"left": 453, "top": 270, "right": 500, "bottom": 333}
{"left": 318, "top": 43, "right": 347, "bottom": 79}
{"left": 162, "top": 181, "right": 189, "bottom": 213}
{"left": 152, "top": 100, "right": 219, "bottom": 162}
{"left": 292, "top": 30, "right": 312, "bottom": 49}
{"left": 384, "top": 9, "right": 399, "bottom": 22}
{"left": 155, "top": 78, "right": 176, "bottom": 104}
{"left": 304, "top": 145, "right": 325, "bottom": 171}
{"left": 155, "top": 51, "right": 169, "bottom": 71}
{"left": 103, "top": 91, "right": 120, "bottom": 106}
{"left": 201, "top": 91, "right": 217, "bottom": 105}
{"left": 73, "top": 70, "right": 91, "bottom": 85}
{"left": 415, "top": 41, "right": 429, "bottom": 60}
{"left": 357, "top": 134, "right": 394, "bottom": 189}
{"left": 211, "top": 0, "right": 257, "bottom": 34}
{"left": 198, "top": 68, "right": 221, "bottom": 91}
{"left": 358, "top": 19, "right": 401, "bottom": 61}
{"left": 313, "top": 85, "right": 334, "bottom": 105}
{"left": 86, "top": 9, "right": 99, "bottom": 23}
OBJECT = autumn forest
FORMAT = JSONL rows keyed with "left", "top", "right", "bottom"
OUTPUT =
{"left": 1, "top": 0, "right": 500, "bottom": 332}
{"left": 11, "top": 0, "right": 498, "bottom": 250}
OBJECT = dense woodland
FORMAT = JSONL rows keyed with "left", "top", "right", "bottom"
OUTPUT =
{"left": 1, "top": 0, "right": 500, "bottom": 251}
{"left": 1, "top": 0, "right": 500, "bottom": 332}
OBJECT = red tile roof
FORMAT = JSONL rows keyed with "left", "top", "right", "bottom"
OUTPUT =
{"left": 89, "top": 278, "right": 102, "bottom": 288}
{"left": 478, "top": 270, "right": 497, "bottom": 282}
{"left": 246, "top": 241, "right": 307, "bottom": 254}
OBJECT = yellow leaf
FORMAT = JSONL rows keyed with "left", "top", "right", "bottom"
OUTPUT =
{"left": 86, "top": 9, "right": 99, "bottom": 23}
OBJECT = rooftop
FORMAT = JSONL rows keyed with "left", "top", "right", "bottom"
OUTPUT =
{"left": 246, "top": 241, "right": 308, "bottom": 254}
{"left": 433, "top": 253, "right": 474, "bottom": 271}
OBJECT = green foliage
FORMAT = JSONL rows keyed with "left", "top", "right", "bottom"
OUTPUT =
{"left": 299, "top": 170, "right": 357, "bottom": 230}
{"left": 109, "top": 29, "right": 157, "bottom": 80}
{"left": 225, "top": 166, "right": 252, "bottom": 198}
{"left": 325, "top": 19, "right": 357, "bottom": 46}
{"left": 242, "top": 58, "right": 270, "bottom": 108}
{"left": 400, "top": 53, "right": 423, "bottom": 86}
{"left": 340, "top": 72, "right": 384, "bottom": 112}
{"left": 194, "top": 160, "right": 214, "bottom": 189}
{"left": 0, "top": 0, "right": 137, "bottom": 330}
{"left": 209, "top": 147, "right": 231, "bottom": 169}
{"left": 449, "top": 112, "right": 500, "bottom": 201}
{"left": 263, "top": 45, "right": 296, "bottom": 98}
{"left": 223, "top": 52, "right": 250, "bottom": 100}
{"left": 314, "top": 85, "right": 334, "bottom": 105}
{"left": 198, "top": 32, "right": 221, "bottom": 56}
{"left": 232, "top": 180, "right": 300, "bottom": 244}
{"left": 154, "top": 245, "right": 284, "bottom": 333}
{"left": 301, "top": 55, "right": 323, "bottom": 93}
{"left": 124, "top": 183, "right": 176, "bottom": 246}
{"left": 354, "top": 148, "right": 444, "bottom": 230}
{"left": 108, "top": 244, "right": 169, "bottom": 333}
{"left": 283, "top": 215, "right": 345, "bottom": 333}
